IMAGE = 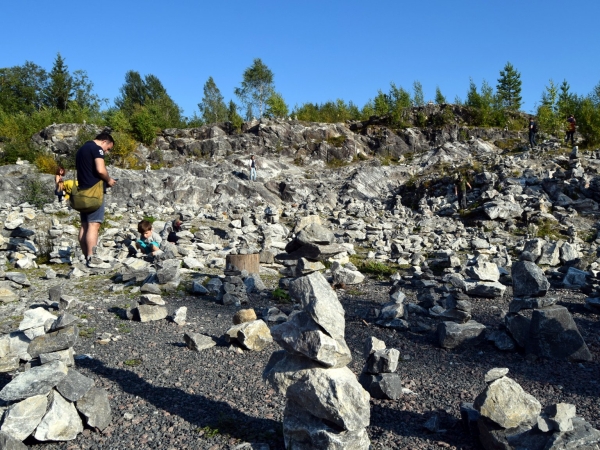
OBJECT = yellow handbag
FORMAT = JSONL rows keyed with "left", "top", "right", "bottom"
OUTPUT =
{"left": 69, "top": 180, "right": 104, "bottom": 213}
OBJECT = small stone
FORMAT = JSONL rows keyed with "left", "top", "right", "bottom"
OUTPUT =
{"left": 76, "top": 387, "right": 112, "bottom": 430}
{"left": 484, "top": 367, "right": 509, "bottom": 383}
{"left": 233, "top": 309, "right": 257, "bottom": 324}
{"left": 184, "top": 333, "right": 216, "bottom": 351}
{"left": 173, "top": 307, "right": 187, "bottom": 325}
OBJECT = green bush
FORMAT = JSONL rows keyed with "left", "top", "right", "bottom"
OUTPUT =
{"left": 20, "top": 176, "right": 53, "bottom": 208}
{"left": 272, "top": 287, "right": 290, "bottom": 302}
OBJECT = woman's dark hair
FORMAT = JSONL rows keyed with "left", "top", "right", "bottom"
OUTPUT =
{"left": 55, "top": 166, "right": 65, "bottom": 175}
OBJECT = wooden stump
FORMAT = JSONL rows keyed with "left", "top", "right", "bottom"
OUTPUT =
{"left": 226, "top": 253, "right": 260, "bottom": 274}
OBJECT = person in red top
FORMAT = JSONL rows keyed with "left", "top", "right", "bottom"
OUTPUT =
{"left": 566, "top": 115, "right": 576, "bottom": 146}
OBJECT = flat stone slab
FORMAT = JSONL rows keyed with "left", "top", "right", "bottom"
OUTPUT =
{"left": 0, "top": 360, "right": 68, "bottom": 402}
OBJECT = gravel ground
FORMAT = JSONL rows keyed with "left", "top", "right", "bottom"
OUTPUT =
{"left": 3, "top": 271, "right": 599, "bottom": 450}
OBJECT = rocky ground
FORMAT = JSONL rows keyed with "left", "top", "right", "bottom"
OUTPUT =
{"left": 1, "top": 117, "right": 600, "bottom": 449}
{"left": 2, "top": 266, "right": 597, "bottom": 450}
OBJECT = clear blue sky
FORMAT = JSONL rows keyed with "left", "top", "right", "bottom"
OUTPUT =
{"left": 2, "top": 0, "right": 599, "bottom": 118}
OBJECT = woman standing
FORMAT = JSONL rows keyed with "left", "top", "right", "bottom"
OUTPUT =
{"left": 249, "top": 155, "right": 257, "bottom": 181}
{"left": 55, "top": 166, "right": 66, "bottom": 203}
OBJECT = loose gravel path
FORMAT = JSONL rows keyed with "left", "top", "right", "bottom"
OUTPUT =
{"left": 3, "top": 271, "right": 599, "bottom": 450}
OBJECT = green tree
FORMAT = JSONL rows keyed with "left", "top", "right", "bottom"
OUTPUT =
{"left": 557, "top": 79, "right": 576, "bottom": 118}
{"left": 496, "top": 62, "right": 522, "bottom": 110}
{"left": 71, "top": 69, "right": 103, "bottom": 112}
{"left": 388, "top": 83, "right": 411, "bottom": 126}
{"left": 373, "top": 90, "right": 390, "bottom": 116}
{"left": 466, "top": 78, "right": 495, "bottom": 126}
{"left": 114, "top": 70, "right": 183, "bottom": 134}
{"left": 537, "top": 79, "right": 562, "bottom": 135}
{"left": 435, "top": 86, "right": 446, "bottom": 104}
{"left": 44, "top": 53, "right": 73, "bottom": 110}
{"left": 234, "top": 58, "right": 275, "bottom": 119}
{"left": 198, "top": 76, "right": 227, "bottom": 124}
{"left": 413, "top": 80, "right": 424, "bottom": 106}
{"left": 0, "top": 61, "right": 48, "bottom": 114}
{"left": 227, "top": 100, "right": 244, "bottom": 131}
{"left": 265, "top": 91, "right": 289, "bottom": 118}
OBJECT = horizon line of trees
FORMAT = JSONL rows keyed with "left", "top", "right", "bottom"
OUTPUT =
{"left": 2, "top": 55, "right": 600, "bottom": 166}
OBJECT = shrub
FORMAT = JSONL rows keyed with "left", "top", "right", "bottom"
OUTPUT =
{"left": 326, "top": 157, "right": 348, "bottom": 168}
{"left": 109, "top": 131, "right": 139, "bottom": 168}
{"left": 20, "top": 176, "right": 53, "bottom": 208}
{"left": 326, "top": 135, "right": 347, "bottom": 148}
{"left": 34, "top": 153, "right": 58, "bottom": 174}
{"left": 272, "top": 287, "right": 290, "bottom": 302}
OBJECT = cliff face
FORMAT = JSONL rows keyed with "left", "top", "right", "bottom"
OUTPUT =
{"left": 30, "top": 105, "right": 528, "bottom": 169}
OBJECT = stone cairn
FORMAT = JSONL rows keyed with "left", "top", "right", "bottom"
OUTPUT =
{"left": 358, "top": 337, "right": 402, "bottom": 400}
{"left": 0, "top": 308, "right": 111, "bottom": 444}
{"left": 125, "top": 293, "right": 168, "bottom": 322}
{"left": 264, "top": 271, "right": 370, "bottom": 449}
{"left": 461, "top": 368, "right": 600, "bottom": 449}
{"left": 504, "top": 260, "right": 592, "bottom": 361}
{"left": 275, "top": 219, "right": 351, "bottom": 287}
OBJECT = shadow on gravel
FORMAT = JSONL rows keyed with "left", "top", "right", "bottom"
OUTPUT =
{"left": 78, "top": 357, "right": 284, "bottom": 447}
{"left": 369, "top": 404, "right": 473, "bottom": 447}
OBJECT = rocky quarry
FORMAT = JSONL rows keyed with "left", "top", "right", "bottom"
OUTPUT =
{"left": 0, "top": 113, "right": 598, "bottom": 449}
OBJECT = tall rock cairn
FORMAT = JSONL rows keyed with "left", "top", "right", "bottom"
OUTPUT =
{"left": 264, "top": 271, "right": 371, "bottom": 449}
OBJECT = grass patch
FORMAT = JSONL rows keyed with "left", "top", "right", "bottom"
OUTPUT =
{"left": 196, "top": 426, "right": 220, "bottom": 438}
{"left": 142, "top": 216, "right": 156, "bottom": 223}
{"left": 117, "top": 322, "right": 132, "bottom": 334}
{"left": 272, "top": 287, "right": 291, "bottom": 303}
{"left": 345, "top": 289, "right": 364, "bottom": 296}
{"left": 535, "top": 218, "right": 562, "bottom": 241}
{"left": 124, "top": 359, "right": 142, "bottom": 367}
{"left": 326, "top": 157, "right": 349, "bottom": 169}
{"left": 326, "top": 135, "right": 347, "bottom": 148}
{"left": 79, "top": 327, "right": 96, "bottom": 338}
{"left": 360, "top": 260, "right": 396, "bottom": 277}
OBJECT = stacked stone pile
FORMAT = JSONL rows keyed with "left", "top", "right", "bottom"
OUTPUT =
{"left": 358, "top": 337, "right": 402, "bottom": 400}
{"left": 225, "top": 308, "right": 273, "bottom": 351}
{"left": 264, "top": 272, "right": 370, "bottom": 449}
{"left": 461, "top": 368, "right": 600, "bottom": 449}
{"left": 503, "top": 259, "right": 592, "bottom": 361}
{"left": 275, "top": 217, "right": 351, "bottom": 282}
{"left": 0, "top": 309, "right": 111, "bottom": 443}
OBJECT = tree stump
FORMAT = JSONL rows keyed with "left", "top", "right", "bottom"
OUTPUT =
{"left": 226, "top": 253, "right": 260, "bottom": 274}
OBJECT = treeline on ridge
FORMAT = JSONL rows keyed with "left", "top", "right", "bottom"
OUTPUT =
{"left": 1, "top": 55, "right": 600, "bottom": 172}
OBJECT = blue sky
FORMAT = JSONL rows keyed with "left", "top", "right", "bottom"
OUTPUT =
{"left": 2, "top": 0, "right": 599, "bottom": 118}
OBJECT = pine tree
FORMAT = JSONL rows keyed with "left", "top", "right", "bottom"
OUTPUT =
{"left": 435, "top": 86, "right": 446, "bottom": 104}
{"left": 496, "top": 62, "right": 522, "bottom": 110}
{"left": 413, "top": 80, "right": 424, "bottom": 106}
{"left": 227, "top": 100, "right": 244, "bottom": 130}
{"left": 45, "top": 53, "right": 73, "bottom": 110}
{"left": 198, "top": 77, "right": 228, "bottom": 124}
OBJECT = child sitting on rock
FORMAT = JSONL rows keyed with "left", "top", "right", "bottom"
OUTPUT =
{"left": 136, "top": 220, "right": 163, "bottom": 256}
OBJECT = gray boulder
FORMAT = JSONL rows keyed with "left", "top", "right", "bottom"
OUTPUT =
{"left": 55, "top": 368, "right": 95, "bottom": 402}
{"left": 358, "top": 373, "right": 403, "bottom": 400}
{"left": 235, "top": 319, "right": 273, "bottom": 351}
{"left": 465, "top": 261, "right": 500, "bottom": 282}
{"left": 512, "top": 261, "right": 550, "bottom": 297}
{"left": 0, "top": 431, "right": 28, "bottom": 450}
{"left": 137, "top": 305, "right": 168, "bottom": 322}
{"left": 0, "top": 394, "right": 48, "bottom": 441}
{"left": 363, "top": 348, "right": 399, "bottom": 374}
{"left": 289, "top": 272, "right": 346, "bottom": 341}
{"left": 474, "top": 376, "right": 541, "bottom": 428}
{"left": 526, "top": 305, "right": 592, "bottom": 361}
{"left": 184, "top": 332, "right": 216, "bottom": 351}
{"left": 76, "top": 387, "right": 112, "bottom": 430}
{"left": 34, "top": 390, "right": 83, "bottom": 441}
{"left": 0, "top": 360, "right": 68, "bottom": 402}
{"left": 264, "top": 352, "right": 369, "bottom": 432}
{"left": 437, "top": 320, "right": 486, "bottom": 349}
{"left": 272, "top": 312, "right": 351, "bottom": 368}
{"left": 283, "top": 400, "right": 370, "bottom": 450}
{"left": 464, "top": 280, "right": 506, "bottom": 298}
{"left": 27, "top": 325, "right": 78, "bottom": 358}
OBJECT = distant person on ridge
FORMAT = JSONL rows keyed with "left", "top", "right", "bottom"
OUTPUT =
{"left": 528, "top": 117, "right": 538, "bottom": 149}
{"left": 455, "top": 172, "right": 471, "bottom": 210}
{"left": 566, "top": 114, "right": 576, "bottom": 146}
{"left": 75, "top": 133, "right": 117, "bottom": 267}
{"left": 249, "top": 155, "right": 257, "bottom": 181}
